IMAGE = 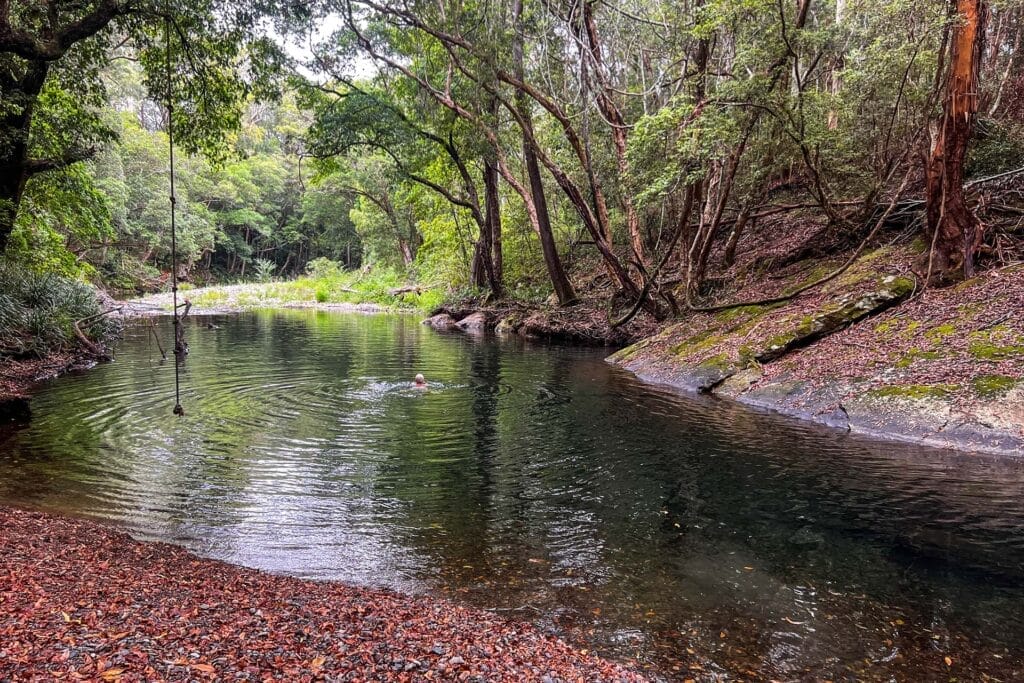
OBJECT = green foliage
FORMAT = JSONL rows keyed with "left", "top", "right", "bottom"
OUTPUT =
{"left": 6, "top": 0, "right": 1020, "bottom": 321}
{"left": 6, "top": 165, "right": 113, "bottom": 278}
{"left": 306, "top": 257, "right": 344, "bottom": 279}
{"left": 0, "top": 261, "right": 119, "bottom": 357}
{"left": 253, "top": 258, "right": 277, "bottom": 282}
{"left": 968, "top": 120, "right": 1024, "bottom": 178}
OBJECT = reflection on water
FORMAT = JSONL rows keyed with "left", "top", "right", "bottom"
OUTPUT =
{"left": 1, "top": 310, "right": 1023, "bottom": 681}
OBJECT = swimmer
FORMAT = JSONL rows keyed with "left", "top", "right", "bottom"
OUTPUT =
{"left": 414, "top": 373, "right": 427, "bottom": 388}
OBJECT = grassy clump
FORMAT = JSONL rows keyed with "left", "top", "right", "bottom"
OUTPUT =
{"left": 0, "top": 262, "right": 120, "bottom": 358}
{"left": 186, "top": 259, "right": 444, "bottom": 312}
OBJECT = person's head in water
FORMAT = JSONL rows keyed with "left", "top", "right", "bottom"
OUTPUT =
{"left": 414, "top": 373, "right": 426, "bottom": 387}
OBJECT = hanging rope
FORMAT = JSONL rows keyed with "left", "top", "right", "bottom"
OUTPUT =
{"left": 165, "top": 12, "right": 185, "bottom": 417}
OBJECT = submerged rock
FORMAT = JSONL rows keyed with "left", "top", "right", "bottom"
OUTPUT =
{"left": 455, "top": 312, "right": 490, "bottom": 331}
{"left": 422, "top": 313, "right": 457, "bottom": 330}
{"left": 495, "top": 315, "right": 522, "bottom": 335}
{"left": 790, "top": 526, "right": 825, "bottom": 546}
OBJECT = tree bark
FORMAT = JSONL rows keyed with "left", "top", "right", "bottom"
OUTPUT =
{"left": 579, "top": 0, "right": 645, "bottom": 264}
{"left": 513, "top": 0, "right": 576, "bottom": 305}
{"left": 485, "top": 97, "right": 503, "bottom": 293}
{"left": 923, "top": 0, "right": 987, "bottom": 281}
{"left": 477, "top": 157, "right": 502, "bottom": 296}
{"left": 0, "top": 61, "right": 50, "bottom": 252}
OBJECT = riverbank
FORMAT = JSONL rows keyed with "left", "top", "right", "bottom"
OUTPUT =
{"left": 0, "top": 352, "right": 105, "bottom": 422}
{"left": 125, "top": 268, "right": 440, "bottom": 317}
{"left": 608, "top": 250, "right": 1024, "bottom": 456}
{"left": 0, "top": 267, "right": 122, "bottom": 417}
{"left": 0, "top": 507, "right": 644, "bottom": 682}
{"left": 13, "top": 241, "right": 1022, "bottom": 458}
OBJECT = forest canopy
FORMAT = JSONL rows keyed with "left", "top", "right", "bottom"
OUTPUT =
{"left": 0, "top": 0, "right": 1021, "bottom": 314}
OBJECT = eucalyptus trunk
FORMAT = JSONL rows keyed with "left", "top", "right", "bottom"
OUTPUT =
{"left": 923, "top": 0, "right": 987, "bottom": 281}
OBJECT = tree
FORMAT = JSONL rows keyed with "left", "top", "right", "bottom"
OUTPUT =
{"left": 923, "top": 0, "right": 989, "bottom": 281}
{"left": 0, "top": 0, "right": 277, "bottom": 253}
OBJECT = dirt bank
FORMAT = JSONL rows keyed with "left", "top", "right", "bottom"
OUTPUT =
{"left": 0, "top": 352, "right": 102, "bottom": 422}
{"left": 609, "top": 251, "right": 1024, "bottom": 456}
{"left": 0, "top": 507, "right": 644, "bottom": 682}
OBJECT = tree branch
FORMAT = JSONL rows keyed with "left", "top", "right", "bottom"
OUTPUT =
{"left": 25, "top": 146, "right": 97, "bottom": 176}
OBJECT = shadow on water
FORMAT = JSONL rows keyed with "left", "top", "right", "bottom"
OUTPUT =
{"left": 1, "top": 309, "right": 1023, "bottom": 681}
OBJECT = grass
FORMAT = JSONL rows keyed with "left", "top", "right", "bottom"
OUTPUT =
{"left": 179, "top": 266, "right": 444, "bottom": 313}
{"left": 0, "top": 261, "right": 120, "bottom": 358}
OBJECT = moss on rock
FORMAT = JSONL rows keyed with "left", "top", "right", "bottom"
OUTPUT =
{"left": 894, "top": 349, "right": 942, "bottom": 368}
{"left": 972, "top": 375, "right": 1019, "bottom": 397}
{"left": 925, "top": 323, "right": 957, "bottom": 343}
{"left": 969, "top": 340, "right": 1024, "bottom": 360}
{"left": 866, "top": 384, "right": 958, "bottom": 400}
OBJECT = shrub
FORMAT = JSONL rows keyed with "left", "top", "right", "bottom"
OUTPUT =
{"left": 253, "top": 258, "right": 277, "bottom": 282}
{"left": 0, "top": 261, "right": 121, "bottom": 358}
{"left": 306, "top": 257, "right": 344, "bottom": 280}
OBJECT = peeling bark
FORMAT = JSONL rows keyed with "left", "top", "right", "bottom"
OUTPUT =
{"left": 923, "top": 0, "right": 988, "bottom": 282}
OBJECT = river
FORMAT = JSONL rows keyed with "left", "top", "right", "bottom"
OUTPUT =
{"left": 1, "top": 310, "right": 1023, "bottom": 680}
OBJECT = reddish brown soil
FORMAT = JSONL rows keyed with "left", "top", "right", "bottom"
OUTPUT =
{"left": 0, "top": 507, "right": 645, "bottom": 682}
{"left": 0, "top": 353, "right": 82, "bottom": 402}
{"left": 763, "top": 262, "right": 1024, "bottom": 399}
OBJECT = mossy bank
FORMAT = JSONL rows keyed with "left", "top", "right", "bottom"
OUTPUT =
{"left": 608, "top": 253, "right": 1024, "bottom": 457}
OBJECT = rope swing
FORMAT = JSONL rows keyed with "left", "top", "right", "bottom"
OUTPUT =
{"left": 165, "top": 12, "right": 186, "bottom": 417}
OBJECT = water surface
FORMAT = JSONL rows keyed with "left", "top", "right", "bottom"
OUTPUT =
{"left": 2, "top": 311, "right": 1023, "bottom": 681}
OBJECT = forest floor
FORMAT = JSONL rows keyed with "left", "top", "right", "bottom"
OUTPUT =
{"left": 0, "top": 506, "right": 645, "bottom": 683}
{"left": 605, "top": 214, "right": 1024, "bottom": 456}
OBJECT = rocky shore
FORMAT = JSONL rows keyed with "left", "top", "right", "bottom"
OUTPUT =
{"left": 609, "top": 256, "right": 1024, "bottom": 456}
{"left": 0, "top": 507, "right": 644, "bottom": 682}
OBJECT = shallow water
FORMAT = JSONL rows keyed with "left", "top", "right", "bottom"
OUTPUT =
{"left": 2, "top": 310, "right": 1023, "bottom": 680}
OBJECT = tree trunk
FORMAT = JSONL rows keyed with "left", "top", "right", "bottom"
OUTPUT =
{"left": 0, "top": 61, "right": 51, "bottom": 253}
{"left": 827, "top": 0, "right": 847, "bottom": 130}
{"left": 399, "top": 239, "right": 414, "bottom": 266}
{"left": 513, "top": 0, "right": 577, "bottom": 306}
{"left": 724, "top": 204, "right": 753, "bottom": 266}
{"left": 485, "top": 98, "right": 503, "bottom": 293}
{"left": 580, "top": 0, "right": 645, "bottom": 264}
{"left": 470, "top": 164, "right": 499, "bottom": 294}
{"left": 986, "top": 6, "right": 1020, "bottom": 116}
{"left": 923, "top": 0, "right": 987, "bottom": 281}
{"left": 483, "top": 160, "right": 503, "bottom": 295}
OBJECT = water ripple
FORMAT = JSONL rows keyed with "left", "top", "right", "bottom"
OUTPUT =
{"left": 2, "top": 310, "right": 1024, "bottom": 679}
